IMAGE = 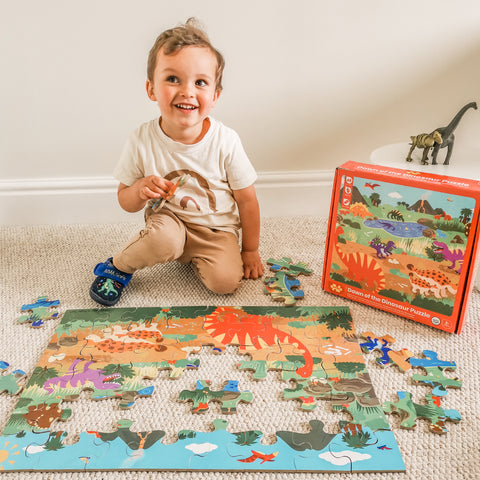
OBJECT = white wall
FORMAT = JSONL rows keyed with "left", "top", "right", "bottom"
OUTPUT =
{"left": 1, "top": 1, "right": 480, "bottom": 223}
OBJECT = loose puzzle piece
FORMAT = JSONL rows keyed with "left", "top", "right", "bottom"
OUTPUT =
{"left": 18, "top": 295, "right": 60, "bottom": 327}
{"left": 266, "top": 257, "right": 313, "bottom": 277}
{"left": 264, "top": 271, "right": 305, "bottom": 306}
{"left": 409, "top": 350, "right": 462, "bottom": 396}
{"left": 179, "top": 380, "right": 253, "bottom": 414}
{"left": 0, "top": 360, "right": 26, "bottom": 395}
{"left": 359, "top": 332, "right": 413, "bottom": 372}
{"left": 383, "top": 391, "right": 461, "bottom": 434}
{"left": 264, "top": 258, "right": 312, "bottom": 306}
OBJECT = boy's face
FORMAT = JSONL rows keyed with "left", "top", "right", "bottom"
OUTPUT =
{"left": 146, "top": 46, "right": 221, "bottom": 143}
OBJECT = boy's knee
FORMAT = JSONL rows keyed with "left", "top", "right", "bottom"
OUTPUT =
{"left": 142, "top": 227, "right": 184, "bottom": 262}
{"left": 206, "top": 274, "right": 243, "bottom": 294}
{"left": 192, "top": 259, "right": 243, "bottom": 294}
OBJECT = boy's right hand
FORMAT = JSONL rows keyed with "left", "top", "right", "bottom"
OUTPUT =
{"left": 117, "top": 176, "right": 175, "bottom": 213}
{"left": 137, "top": 175, "right": 175, "bottom": 201}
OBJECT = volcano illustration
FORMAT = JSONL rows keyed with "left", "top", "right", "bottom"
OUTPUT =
{"left": 408, "top": 199, "right": 437, "bottom": 215}
{"left": 340, "top": 186, "right": 368, "bottom": 206}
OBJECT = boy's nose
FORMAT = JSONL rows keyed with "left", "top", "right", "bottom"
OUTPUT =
{"left": 180, "top": 84, "right": 194, "bottom": 98}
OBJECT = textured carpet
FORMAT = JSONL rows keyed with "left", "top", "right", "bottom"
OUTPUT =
{"left": 0, "top": 217, "right": 478, "bottom": 480}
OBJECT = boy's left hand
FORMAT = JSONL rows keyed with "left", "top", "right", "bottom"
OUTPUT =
{"left": 241, "top": 250, "right": 264, "bottom": 279}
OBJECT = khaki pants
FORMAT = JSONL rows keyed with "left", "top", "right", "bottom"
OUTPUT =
{"left": 113, "top": 208, "right": 243, "bottom": 294}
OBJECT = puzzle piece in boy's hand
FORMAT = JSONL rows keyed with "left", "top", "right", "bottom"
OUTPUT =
{"left": 0, "top": 360, "right": 26, "bottom": 395}
{"left": 383, "top": 391, "right": 461, "bottom": 434}
{"left": 264, "top": 272, "right": 304, "bottom": 306}
{"left": 179, "top": 380, "right": 253, "bottom": 414}
{"left": 87, "top": 419, "right": 165, "bottom": 450}
{"left": 409, "top": 350, "right": 461, "bottom": 396}
{"left": 267, "top": 257, "right": 313, "bottom": 277}
{"left": 359, "top": 332, "right": 413, "bottom": 372}
{"left": 19, "top": 295, "right": 60, "bottom": 327}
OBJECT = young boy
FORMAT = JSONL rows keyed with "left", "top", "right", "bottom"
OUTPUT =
{"left": 90, "top": 19, "right": 264, "bottom": 306}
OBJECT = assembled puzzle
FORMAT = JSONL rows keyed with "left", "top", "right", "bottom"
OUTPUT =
{"left": 323, "top": 161, "right": 480, "bottom": 333}
{"left": 0, "top": 305, "right": 406, "bottom": 473}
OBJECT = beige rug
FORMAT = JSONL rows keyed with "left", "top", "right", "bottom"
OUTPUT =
{"left": 0, "top": 217, "right": 478, "bottom": 480}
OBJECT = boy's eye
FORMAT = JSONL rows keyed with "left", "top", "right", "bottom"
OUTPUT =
{"left": 166, "top": 75, "right": 179, "bottom": 83}
{"left": 195, "top": 79, "right": 207, "bottom": 87}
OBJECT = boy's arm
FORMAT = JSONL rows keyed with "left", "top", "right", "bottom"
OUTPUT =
{"left": 117, "top": 175, "right": 174, "bottom": 213}
{"left": 233, "top": 185, "right": 264, "bottom": 279}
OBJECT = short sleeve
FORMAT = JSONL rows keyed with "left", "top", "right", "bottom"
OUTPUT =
{"left": 224, "top": 130, "right": 257, "bottom": 191}
{"left": 113, "top": 131, "right": 145, "bottom": 186}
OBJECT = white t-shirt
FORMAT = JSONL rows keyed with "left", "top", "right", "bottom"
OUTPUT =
{"left": 113, "top": 117, "right": 257, "bottom": 233}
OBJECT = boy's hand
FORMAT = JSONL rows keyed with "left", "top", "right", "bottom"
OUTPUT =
{"left": 138, "top": 175, "right": 174, "bottom": 201}
{"left": 117, "top": 176, "right": 175, "bottom": 213}
{"left": 241, "top": 250, "right": 264, "bottom": 279}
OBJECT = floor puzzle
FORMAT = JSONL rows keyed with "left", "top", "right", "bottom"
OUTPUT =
{"left": 0, "top": 306, "right": 405, "bottom": 473}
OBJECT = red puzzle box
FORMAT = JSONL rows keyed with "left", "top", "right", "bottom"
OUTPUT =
{"left": 322, "top": 161, "right": 480, "bottom": 333}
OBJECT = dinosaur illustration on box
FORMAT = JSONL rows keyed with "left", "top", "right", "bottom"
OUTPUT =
{"left": 369, "top": 238, "right": 397, "bottom": 259}
{"left": 334, "top": 226, "right": 386, "bottom": 292}
{"left": 432, "top": 241, "right": 464, "bottom": 274}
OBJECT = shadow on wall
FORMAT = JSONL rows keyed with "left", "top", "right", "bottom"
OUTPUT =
{"left": 268, "top": 43, "right": 480, "bottom": 172}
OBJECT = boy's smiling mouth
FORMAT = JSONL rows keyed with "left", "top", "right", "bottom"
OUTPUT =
{"left": 175, "top": 103, "right": 198, "bottom": 111}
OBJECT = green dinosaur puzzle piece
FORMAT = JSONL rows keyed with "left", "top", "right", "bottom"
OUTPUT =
{"left": 267, "top": 257, "right": 313, "bottom": 277}
{"left": 179, "top": 380, "right": 253, "bottom": 414}
{"left": 383, "top": 391, "right": 461, "bottom": 434}
{"left": 264, "top": 271, "right": 304, "bottom": 306}
{"left": 409, "top": 350, "right": 462, "bottom": 396}
{"left": 18, "top": 295, "right": 60, "bottom": 327}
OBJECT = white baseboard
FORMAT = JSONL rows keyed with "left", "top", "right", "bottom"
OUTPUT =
{"left": 0, "top": 170, "right": 335, "bottom": 225}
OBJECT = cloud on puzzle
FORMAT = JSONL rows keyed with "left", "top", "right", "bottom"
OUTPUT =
{"left": 185, "top": 443, "right": 218, "bottom": 455}
{"left": 319, "top": 451, "right": 371, "bottom": 466}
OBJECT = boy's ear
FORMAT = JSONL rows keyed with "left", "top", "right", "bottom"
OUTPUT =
{"left": 213, "top": 88, "right": 221, "bottom": 104}
{"left": 146, "top": 80, "right": 156, "bottom": 101}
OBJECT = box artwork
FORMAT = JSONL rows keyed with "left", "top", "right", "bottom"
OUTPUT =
{"left": 322, "top": 161, "right": 480, "bottom": 333}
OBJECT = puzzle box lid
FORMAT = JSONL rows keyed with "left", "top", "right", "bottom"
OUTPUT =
{"left": 322, "top": 161, "right": 480, "bottom": 333}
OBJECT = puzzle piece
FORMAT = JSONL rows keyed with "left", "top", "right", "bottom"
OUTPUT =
{"left": 383, "top": 391, "right": 461, "bottom": 434}
{"left": 0, "top": 360, "right": 26, "bottom": 395}
{"left": 266, "top": 257, "right": 313, "bottom": 277}
{"left": 409, "top": 350, "right": 462, "bottom": 396}
{"left": 18, "top": 295, "right": 60, "bottom": 327}
{"left": 23, "top": 401, "right": 72, "bottom": 430}
{"left": 87, "top": 419, "right": 165, "bottom": 450}
{"left": 276, "top": 420, "right": 336, "bottom": 451}
{"left": 179, "top": 380, "right": 253, "bottom": 414}
{"left": 264, "top": 271, "right": 305, "bottom": 306}
{"left": 359, "top": 332, "right": 413, "bottom": 372}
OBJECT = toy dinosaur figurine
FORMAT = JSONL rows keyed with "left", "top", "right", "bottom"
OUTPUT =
{"left": 430, "top": 101, "right": 477, "bottom": 165}
{"left": 406, "top": 101, "right": 477, "bottom": 165}
{"left": 406, "top": 131, "right": 443, "bottom": 164}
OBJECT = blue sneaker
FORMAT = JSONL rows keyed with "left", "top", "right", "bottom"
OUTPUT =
{"left": 89, "top": 258, "right": 132, "bottom": 306}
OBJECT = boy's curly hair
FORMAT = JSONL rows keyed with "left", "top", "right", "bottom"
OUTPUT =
{"left": 147, "top": 18, "right": 225, "bottom": 91}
